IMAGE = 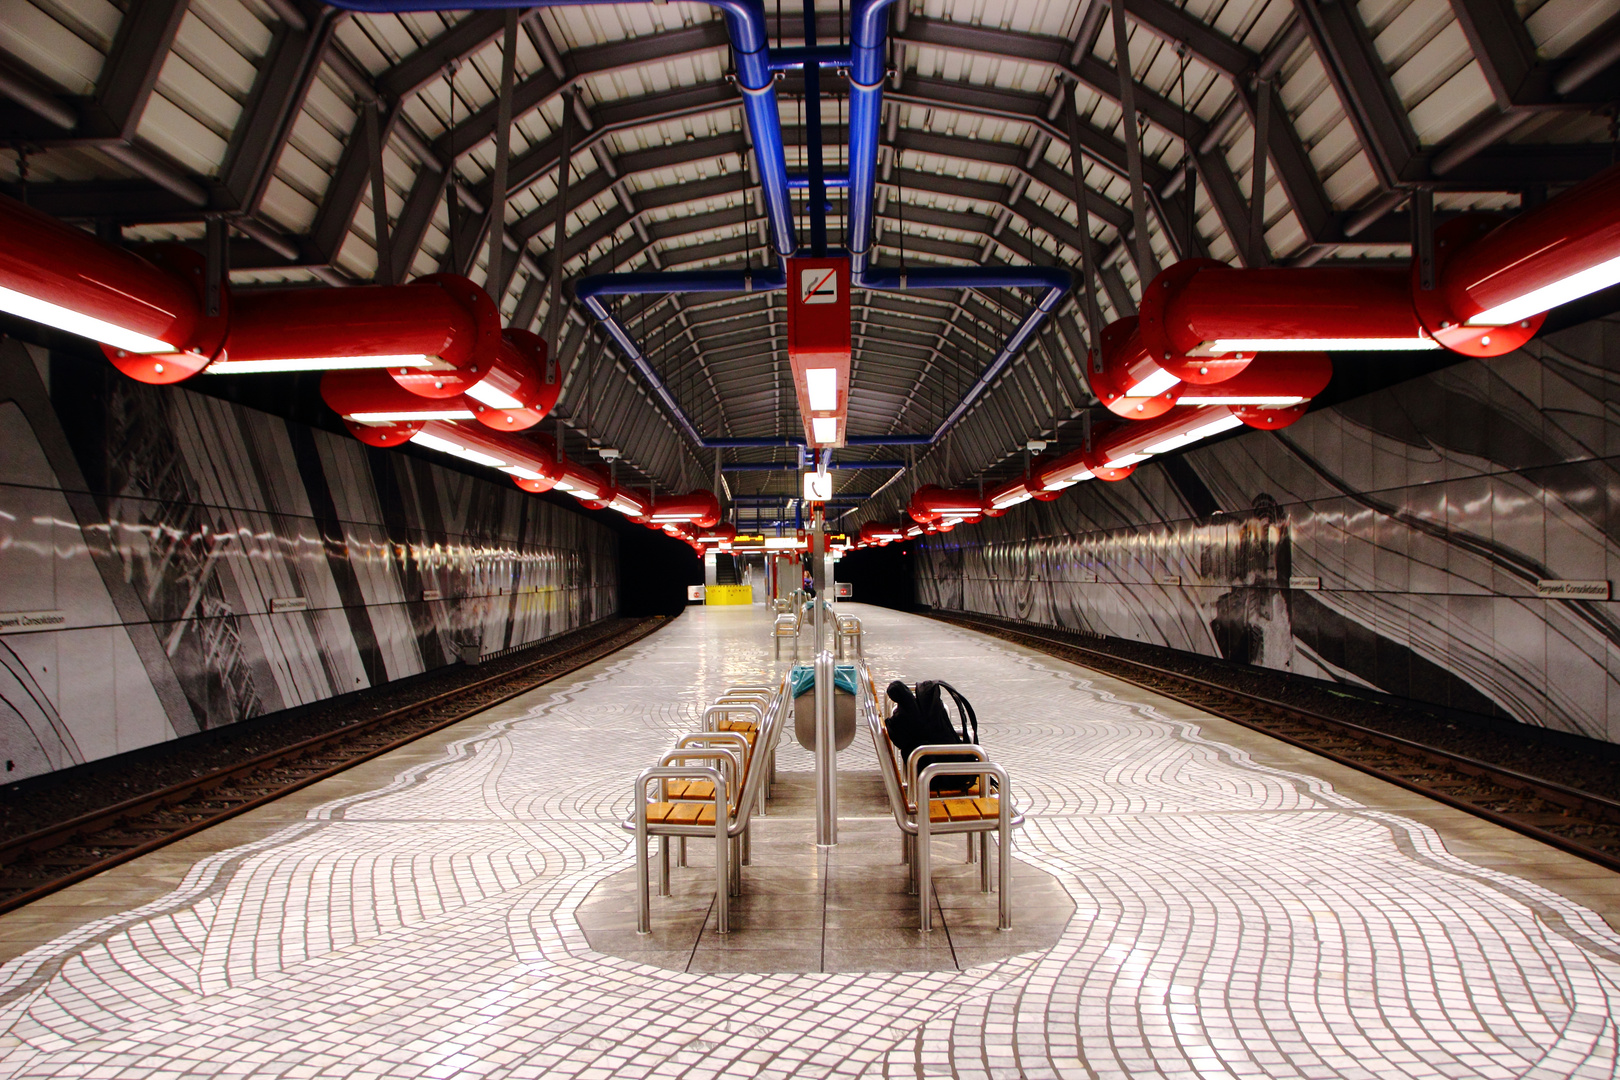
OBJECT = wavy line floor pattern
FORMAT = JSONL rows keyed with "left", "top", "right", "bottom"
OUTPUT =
{"left": 0, "top": 604, "right": 1616, "bottom": 1079}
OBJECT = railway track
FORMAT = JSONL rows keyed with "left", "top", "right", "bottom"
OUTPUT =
{"left": 929, "top": 610, "right": 1620, "bottom": 874}
{"left": 0, "top": 616, "right": 667, "bottom": 914}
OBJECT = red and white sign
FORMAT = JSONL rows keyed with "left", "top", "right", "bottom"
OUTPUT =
{"left": 785, "top": 256, "right": 851, "bottom": 448}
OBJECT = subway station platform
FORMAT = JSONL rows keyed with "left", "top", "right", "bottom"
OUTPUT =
{"left": 1, "top": 604, "right": 1618, "bottom": 1079}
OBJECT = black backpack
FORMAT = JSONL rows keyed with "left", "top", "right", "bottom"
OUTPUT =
{"left": 885, "top": 680, "right": 980, "bottom": 794}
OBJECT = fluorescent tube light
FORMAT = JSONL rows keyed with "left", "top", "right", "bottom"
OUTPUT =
{"left": 991, "top": 491, "right": 1034, "bottom": 510}
{"left": 552, "top": 480, "right": 576, "bottom": 493}
{"left": 811, "top": 416, "right": 839, "bottom": 444}
{"left": 409, "top": 430, "right": 507, "bottom": 468}
{"left": 501, "top": 466, "right": 546, "bottom": 480}
{"left": 1468, "top": 253, "right": 1620, "bottom": 326}
{"left": 1207, "top": 337, "right": 1439, "bottom": 352}
{"left": 1123, "top": 367, "right": 1180, "bottom": 397}
{"left": 1175, "top": 395, "right": 1303, "bottom": 406}
{"left": 609, "top": 497, "right": 643, "bottom": 515}
{"left": 1104, "top": 452, "right": 1150, "bottom": 468}
{"left": 649, "top": 513, "right": 693, "bottom": 522}
{"left": 1141, "top": 414, "right": 1244, "bottom": 456}
{"left": 805, "top": 367, "right": 839, "bottom": 411}
{"left": 350, "top": 409, "right": 476, "bottom": 422}
{"left": 1043, "top": 478, "right": 1080, "bottom": 490}
{"left": 765, "top": 537, "right": 801, "bottom": 549}
{"left": 0, "top": 284, "right": 177, "bottom": 354}
{"left": 208, "top": 354, "right": 439, "bottom": 374}
{"left": 465, "top": 381, "right": 524, "bottom": 409}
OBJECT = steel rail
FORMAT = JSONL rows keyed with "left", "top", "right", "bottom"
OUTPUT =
{"left": 0, "top": 617, "right": 668, "bottom": 914}
{"left": 927, "top": 610, "right": 1620, "bottom": 875}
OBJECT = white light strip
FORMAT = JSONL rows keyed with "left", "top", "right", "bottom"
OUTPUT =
{"left": 1141, "top": 413, "right": 1245, "bottom": 456}
{"left": 1043, "top": 478, "right": 1080, "bottom": 490}
{"left": 1208, "top": 337, "right": 1439, "bottom": 352}
{"left": 207, "top": 354, "right": 438, "bottom": 374}
{"left": 0, "top": 284, "right": 176, "bottom": 354}
{"left": 1103, "top": 452, "right": 1151, "bottom": 468}
{"left": 991, "top": 491, "right": 1034, "bottom": 510}
{"left": 465, "top": 380, "right": 524, "bottom": 409}
{"left": 649, "top": 513, "right": 692, "bottom": 522}
{"left": 552, "top": 480, "right": 576, "bottom": 493}
{"left": 764, "top": 538, "right": 801, "bottom": 549}
{"left": 934, "top": 505, "right": 982, "bottom": 515}
{"left": 608, "top": 498, "right": 643, "bottom": 515}
{"left": 1176, "top": 395, "right": 1304, "bottom": 406}
{"left": 500, "top": 465, "right": 545, "bottom": 480}
{"left": 1123, "top": 367, "right": 1181, "bottom": 397}
{"left": 408, "top": 430, "right": 506, "bottom": 468}
{"left": 805, "top": 367, "right": 839, "bottom": 411}
{"left": 811, "top": 416, "right": 839, "bottom": 443}
{"left": 350, "top": 410, "right": 476, "bottom": 422}
{"left": 1468, "top": 253, "right": 1620, "bottom": 326}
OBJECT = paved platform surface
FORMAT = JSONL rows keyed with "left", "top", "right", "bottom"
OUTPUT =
{"left": 1, "top": 603, "right": 1618, "bottom": 1079}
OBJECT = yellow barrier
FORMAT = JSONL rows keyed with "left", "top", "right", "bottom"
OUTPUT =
{"left": 705, "top": 584, "right": 754, "bottom": 605}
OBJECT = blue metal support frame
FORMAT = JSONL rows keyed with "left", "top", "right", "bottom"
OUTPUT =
{"left": 330, "top": 0, "right": 1072, "bottom": 462}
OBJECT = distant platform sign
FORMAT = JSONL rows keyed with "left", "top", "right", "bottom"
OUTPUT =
{"left": 705, "top": 585, "right": 753, "bottom": 605}
{"left": 1537, "top": 579, "right": 1610, "bottom": 599}
{"left": 687, "top": 585, "right": 706, "bottom": 602}
{"left": 1289, "top": 576, "right": 1322, "bottom": 591}
{"left": 270, "top": 597, "right": 309, "bottom": 613}
{"left": 835, "top": 582, "right": 852, "bottom": 598}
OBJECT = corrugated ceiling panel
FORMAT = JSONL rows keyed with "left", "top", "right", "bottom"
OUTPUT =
{"left": 0, "top": 0, "right": 108, "bottom": 94}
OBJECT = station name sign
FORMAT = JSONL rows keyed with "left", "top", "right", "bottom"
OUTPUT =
{"left": 0, "top": 610, "right": 68, "bottom": 633}
{"left": 1536, "top": 579, "right": 1610, "bottom": 599}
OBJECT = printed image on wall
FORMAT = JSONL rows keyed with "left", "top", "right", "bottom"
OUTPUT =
{"left": 916, "top": 315, "right": 1620, "bottom": 744}
{"left": 0, "top": 339, "right": 617, "bottom": 781}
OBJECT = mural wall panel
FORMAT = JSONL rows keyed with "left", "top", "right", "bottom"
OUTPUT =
{"left": 915, "top": 315, "right": 1620, "bottom": 744}
{"left": 0, "top": 340, "right": 617, "bottom": 781}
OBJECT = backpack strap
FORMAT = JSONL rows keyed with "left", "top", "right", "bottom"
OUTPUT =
{"left": 934, "top": 681, "right": 978, "bottom": 744}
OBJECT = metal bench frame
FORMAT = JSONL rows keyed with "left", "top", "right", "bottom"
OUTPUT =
{"left": 856, "top": 664, "right": 1023, "bottom": 931}
{"left": 625, "top": 676, "right": 789, "bottom": 934}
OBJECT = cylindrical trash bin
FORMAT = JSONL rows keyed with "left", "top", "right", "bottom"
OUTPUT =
{"left": 789, "top": 662, "right": 856, "bottom": 751}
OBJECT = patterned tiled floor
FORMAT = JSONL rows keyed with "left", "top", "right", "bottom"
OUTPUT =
{"left": 1, "top": 604, "right": 1618, "bottom": 1078}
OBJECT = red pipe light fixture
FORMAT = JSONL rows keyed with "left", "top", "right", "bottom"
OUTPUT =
{"left": 549, "top": 455, "right": 612, "bottom": 503}
{"left": 785, "top": 256, "right": 852, "bottom": 448}
{"left": 465, "top": 330, "right": 560, "bottom": 431}
{"left": 1088, "top": 317, "right": 1181, "bottom": 419}
{"left": 647, "top": 490, "right": 723, "bottom": 528}
{"left": 1171, "top": 351, "right": 1332, "bottom": 408}
{"left": 321, "top": 369, "right": 478, "bottom": 427}
{"left": 605, "top": 486, "right": 651, "bottom": 518}
{"left": 402, "top": 420, "right": 560, "bottom": 489}
{"left": 217, "top": 274, "right": 501, "bottom": 383}
{"left": 1413, "top": 165, "right": 1620, "bottom": 354}
{"left": 1139, "top": 261, "right": 1440, "bottom": 370}
{"left": 907, "top": 485, "right": 985, "bottom": 524}
{"left": 0, "top": 197, "right": 228, "bottom": 383}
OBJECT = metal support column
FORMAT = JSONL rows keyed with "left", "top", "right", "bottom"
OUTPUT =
{"left": 812, "top": 505, "right": 836, "bottom": 846}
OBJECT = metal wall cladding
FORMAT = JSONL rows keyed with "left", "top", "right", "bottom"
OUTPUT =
{"left": 0, "top": 340, "right": 617, "bottom": 781}
{"left": 917, "top": 314, "right": 1620, "bottom": 745}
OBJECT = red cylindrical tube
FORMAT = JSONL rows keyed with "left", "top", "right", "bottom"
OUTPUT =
{"left": 1139, "top": 260, "right": 1431, "bottom": 379}
{"left": 0, "top": 197, "right": 221, "bottom": 380}
{"left": 226, "top": 274, "right": 500, "bottom": 393}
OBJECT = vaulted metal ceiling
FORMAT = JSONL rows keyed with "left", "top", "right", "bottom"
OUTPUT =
{"left": 2, "top": 0, "right": 1617, "bottom": 525}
